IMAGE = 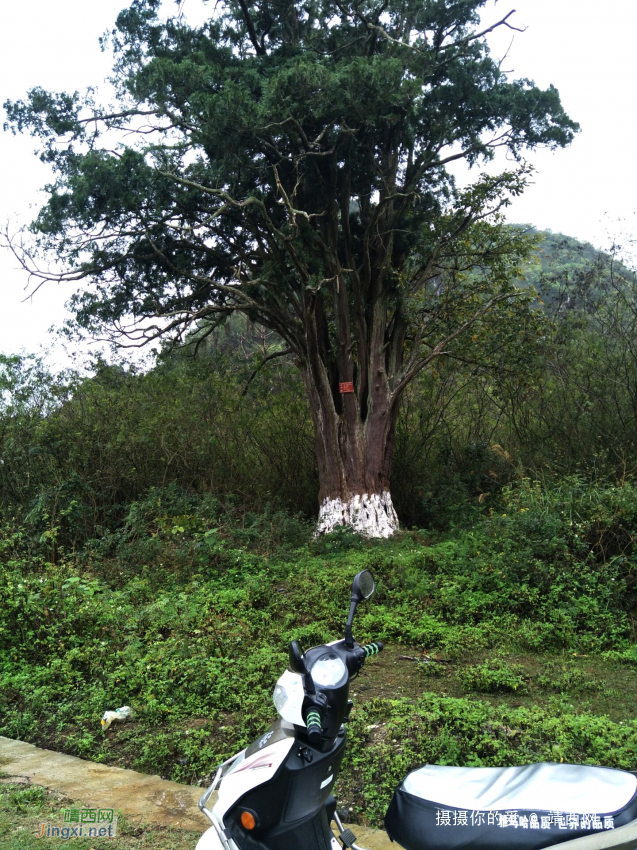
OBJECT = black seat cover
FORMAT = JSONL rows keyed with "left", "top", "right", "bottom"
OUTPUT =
{"left": 384, "top": 763, "right": 637, "bottom": 850}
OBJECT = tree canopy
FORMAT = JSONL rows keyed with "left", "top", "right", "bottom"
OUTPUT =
{"left": 3, "top": 0, "right": 578, "bottom": 534}
{"left": 5, "top": 0, "right": 577, "bottom": 340}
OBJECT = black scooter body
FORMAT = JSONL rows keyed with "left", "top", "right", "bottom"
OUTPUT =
{"left": 222, "top": 719, "right": 346, "bottom": 850}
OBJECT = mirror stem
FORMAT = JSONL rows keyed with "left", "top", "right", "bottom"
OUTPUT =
{"left": 345, "top": 599, "right": 357, "bottom": 649}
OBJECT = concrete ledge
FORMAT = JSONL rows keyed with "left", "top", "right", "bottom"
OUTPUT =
{"left": 0, "top": 735, "right": 208, "bottom": 831}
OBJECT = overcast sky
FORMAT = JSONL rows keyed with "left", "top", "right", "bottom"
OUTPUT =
{"left": 1, "top": 0, "right": 636, "bottom": 364}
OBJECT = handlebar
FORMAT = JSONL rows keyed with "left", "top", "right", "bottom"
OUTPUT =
{"left": 305, "top": 706, "right": 323, "bottom": 744}
{"left": 361, "top": 641, "right": 384, "bottom": 658}
{"left": 346, "top": 640, "right": 384, "bottom": 675}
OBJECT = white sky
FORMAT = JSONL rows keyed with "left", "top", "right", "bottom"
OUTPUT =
{"left": 1, "top": 0, "right": 636, "bottom": 362}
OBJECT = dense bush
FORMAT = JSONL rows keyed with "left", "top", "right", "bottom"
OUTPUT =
{"left": 0, "top": 345, "right": 318, "bottom": 555}
{"left": 458, "top": 658, "right": 529, "bottom": 694}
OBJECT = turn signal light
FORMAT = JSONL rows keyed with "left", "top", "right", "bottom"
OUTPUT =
{"left": 241, "top": 811, "right": 256, "bottom": 830}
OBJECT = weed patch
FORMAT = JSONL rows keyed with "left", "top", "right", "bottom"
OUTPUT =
{"left": 458, "top": 658, "right": 529, "bottom": 694}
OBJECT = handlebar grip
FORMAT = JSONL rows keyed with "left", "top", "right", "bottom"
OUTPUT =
{"left": 306, "top": 707, "right": 323, "bottom": 744}
{"left": 362, "top": 641, "right": 384, "bottom": 658}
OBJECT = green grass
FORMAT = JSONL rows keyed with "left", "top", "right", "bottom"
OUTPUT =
{"left": 0, "top": 784, "right": 195, "bottom": 850}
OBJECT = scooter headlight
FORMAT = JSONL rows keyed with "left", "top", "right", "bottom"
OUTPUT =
{"left": 272, "top": 670, "right": 304, "bottom": 724}
{"left": 310, "top": 653, "right": 347, "bottom": 688}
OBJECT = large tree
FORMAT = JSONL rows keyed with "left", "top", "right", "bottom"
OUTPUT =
{"left": 4, "top": 0, "right": 577, "bottom": 536}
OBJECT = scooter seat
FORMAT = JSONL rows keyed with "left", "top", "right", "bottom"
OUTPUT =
{"left": 384, "top": 763, "right": 637, "bottom": 850}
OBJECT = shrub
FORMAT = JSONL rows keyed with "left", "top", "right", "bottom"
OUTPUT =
{"left": 458, "top": 658, "right": 528, "bottom": 694}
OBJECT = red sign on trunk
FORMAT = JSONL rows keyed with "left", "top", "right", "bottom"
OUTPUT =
{"left": 339, "top": 381, "right": 354, "bottom": 394}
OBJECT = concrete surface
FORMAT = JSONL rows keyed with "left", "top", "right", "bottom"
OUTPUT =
{"left": 0, "top": 735, "right": 207, "bottom": 831}
{"left": 0, "top": 736, "right": 393, "bottom": 848}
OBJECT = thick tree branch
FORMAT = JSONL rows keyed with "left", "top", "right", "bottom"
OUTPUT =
{"left": 237, "top": 0, "right": 266, "bottom": 55}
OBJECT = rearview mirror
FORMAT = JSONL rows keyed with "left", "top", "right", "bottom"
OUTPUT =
{"left": 353, "top": 569, "right": 375, "bottom": 601}
{"left": 345, "top": 570, "right": 375, "bottom": 648}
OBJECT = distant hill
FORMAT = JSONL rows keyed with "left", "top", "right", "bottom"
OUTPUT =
{"left": 512, "top": 226, "right": 632, "bottom": 315}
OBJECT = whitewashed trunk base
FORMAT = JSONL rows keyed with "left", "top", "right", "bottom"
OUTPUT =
{"left": 316, "top": 491, "right": 399, "bottom": 538}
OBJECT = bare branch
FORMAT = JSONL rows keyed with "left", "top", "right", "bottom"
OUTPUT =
{"left": 439, "top": 10, "right": 525, "bottom": 51}
{"left": 241, "top": 347, "right": 293, "bottom": 395}
{"left": 393, "top": 290, "right": 523, "bottom": 397}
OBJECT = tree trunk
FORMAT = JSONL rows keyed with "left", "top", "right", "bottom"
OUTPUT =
{"left": 301, "top": 333, "right": 400, "bottom": 538}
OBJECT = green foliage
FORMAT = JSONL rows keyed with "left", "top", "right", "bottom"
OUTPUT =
{"left": 4, "top": 785, "right": 46, "bottom": 814}
{"left": 458, "top": 658, "right": 528, "bottom": 694}
{"left": 3, "top": 0, "right": 577, "bottom": 349}
{"left": 1, "top": 476, "right": 636, "bottom": 816}
{"left": 516, "top": 228, "right": 608, "bottom": 311}
{"left": 0, "top": 338, "right": 318, "bottom": 554}
{"left": 5, "top": 228, "right": 637, "bottom": 538}
{"left": 0, "top": 473, "right": 636, "bottom": 839}
{"left": 536, "top": 664, "right": 605, "bottom": 695}
{"left": 3, "top": 3, "right": 577, "bottom": 525}
{"left": 0, "top": 782, "right": 197, "bottom": 849}
{"left": 345, "top": 695, "right": 637, "bottom": 825}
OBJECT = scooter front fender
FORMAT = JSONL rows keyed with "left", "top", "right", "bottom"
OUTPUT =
{"left": 195, "top": 825, "right": 240, "bottom": 850}
{"left": 195, "top": 825, "right": 343, "bottom": 850}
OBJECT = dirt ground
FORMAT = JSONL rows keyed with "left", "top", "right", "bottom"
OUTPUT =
{"left": 352, "top": 643, "right": 637, "bottom": 723}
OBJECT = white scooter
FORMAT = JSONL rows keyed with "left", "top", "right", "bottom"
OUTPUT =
{"left": 195, "top": 570, "right": 637, "bottom": 850}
